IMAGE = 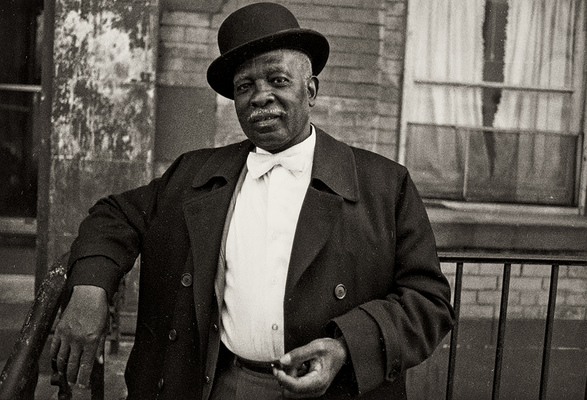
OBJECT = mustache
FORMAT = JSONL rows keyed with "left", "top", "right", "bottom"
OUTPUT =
{"left": 247, "top": 108, "right": 286, "bottom": 123}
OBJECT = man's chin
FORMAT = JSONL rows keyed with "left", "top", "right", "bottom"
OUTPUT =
{"left": 246, "top": 125, "right": 286, "bottom": 140}
{"left": 249, "top": 135, "right": 289, "bottom": 153}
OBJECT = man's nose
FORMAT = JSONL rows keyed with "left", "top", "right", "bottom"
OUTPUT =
{"left": 250, "top": 80, "right": 275, "bottom": 107}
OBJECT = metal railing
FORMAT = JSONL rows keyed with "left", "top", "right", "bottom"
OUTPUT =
{"left": 0, "top": 256, "right": 68, "bottom": 400}
{"left": 439, "top": 251, "right": 587, "bottom": 400}
{"left": 1, "top": 251, "right": 586, "bottom": 399}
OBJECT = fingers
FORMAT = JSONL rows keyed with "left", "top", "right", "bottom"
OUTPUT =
{"left": 275, "top": 346, "right": 328, "bottom": 398}
{"left": 50, "top": 324, "right": 107, "bottom": 386}
{"left": 49, "top": 334, "right": 62, "bottom": 371}
{"left": 279, "top": 342, "right": 319, "bottom": 368}
{"left": 275, "top": 338, "right": 349, "bottom": 398}
{"left": 276, "top": 369, "right": 329, "bottom": 399}
{"left": 66, "top": 345, "right": 81, "bottom": 384}
{"left": 77, "top": 333, "right": 105, "bottom": 386}
{"left": 96, "top": 334, "right": 106, "bottom": 365}
{"left": 77, "top": 343, "right": 98, "bottom": 387}
{"left": 49, "top": 333, "right": 60, "bottom": 360}
{"left": 48, "top": 286, "right": 109, "bottom": 386}
{"left": 54, "top": 340, "right": 71, "bottom": 379}
{"left": 52, "top": 336, "right": 99, "bottom": 386}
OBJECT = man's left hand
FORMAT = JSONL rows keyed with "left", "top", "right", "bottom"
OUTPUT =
{"left": 274, "top": 337, "right": 348, "bottom": 398}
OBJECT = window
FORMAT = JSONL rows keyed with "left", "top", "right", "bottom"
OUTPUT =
{"left": 400, "top": 0, "right": 585, "bottom": 207}
{"left": 0, "top": 0, "right": 44, "bottom": 218}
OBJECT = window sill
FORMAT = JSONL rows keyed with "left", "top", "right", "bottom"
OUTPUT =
{"left": 0, "top": 217, "right": 37, "bottom": 237}
{"left": 425, "top": 201, "right": 587, "bottom": 254}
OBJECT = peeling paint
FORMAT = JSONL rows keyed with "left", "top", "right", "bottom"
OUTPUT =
{"left": 52, "top": 1, "right": 157, "bottom": 161}
{"left": 46, "top": 0, "right": 158, "bottom": 275}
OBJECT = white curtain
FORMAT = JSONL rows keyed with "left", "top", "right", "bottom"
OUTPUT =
{"left": 406, "top": 0, "right": 485, "bottom": 196}
{"left": 491, "top": 0, "right": 584, "bottom": 204}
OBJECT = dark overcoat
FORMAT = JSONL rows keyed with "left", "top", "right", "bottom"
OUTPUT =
{"left": 69, "top": 128, "right": 454, "bottom": 399}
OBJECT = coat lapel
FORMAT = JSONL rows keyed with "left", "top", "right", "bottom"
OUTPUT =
{"left": 285, "top": 128, "right": 360, "bottom": 295}
{"left": 181, "top": 128, "right": 360, "bottom": 339}
{"left": 182, "top": 140, "right": 252, "bottom": 347}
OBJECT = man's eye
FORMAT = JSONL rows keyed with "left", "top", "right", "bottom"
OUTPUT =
{"left": 235, "top": 82, "right": 251, "bottom": 93}
{"left": 272, "top": 77, "right": 288, "bottom": 85}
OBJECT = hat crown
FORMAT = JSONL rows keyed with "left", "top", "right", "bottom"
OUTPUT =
{"left": 218, "top": 2, "right": 301, "bottom": 55}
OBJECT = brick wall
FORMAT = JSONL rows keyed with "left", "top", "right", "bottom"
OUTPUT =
{"left": 285, "top": 0, "right": 405, "bottom": 160}
{"left": 158, "top": 10, "right": 214, "bottom": 89}
{"left": 441, "top": 263, "right": 586, "bottom": 321}
{"left": 156, "top": 9, "right": 218, "bottom": 176}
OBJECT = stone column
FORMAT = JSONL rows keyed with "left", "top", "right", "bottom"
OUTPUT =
{"left": 43, "top": 0, "right": 159, "bottom": 269}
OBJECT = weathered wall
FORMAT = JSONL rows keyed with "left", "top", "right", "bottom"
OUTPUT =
{"left": 47, "top": 0, "right": 158, "bottom": 263}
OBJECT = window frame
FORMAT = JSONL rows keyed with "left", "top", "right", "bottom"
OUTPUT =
{"left": 399, "top": 0, "right": 587, "bottom": 216}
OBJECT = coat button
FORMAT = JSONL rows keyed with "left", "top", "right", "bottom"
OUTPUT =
{"left": 158, "top": 377, "right": 164, "bottom": 389}
{"left": 204, "top": 375, "right": 211, "bottom": 384}
{"left": 168, "top": 329, "right": 177, "bottom": 341}
{"left": 213, "top": 323, "right": 219, "bottom": 332}
{"left": 181, "top": 273, "right": 193, "bottom": 287}
{"left": 334, "top": 284, "right": 347, "bottom": 299}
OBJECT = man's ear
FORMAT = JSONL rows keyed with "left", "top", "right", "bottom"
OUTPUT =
{"left": 308, "top": 76, "right": 319, "bottom": 107}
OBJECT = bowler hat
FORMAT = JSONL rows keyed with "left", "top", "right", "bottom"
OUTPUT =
{"left": 207, "top": 2, "right": 329, "bottom": 99}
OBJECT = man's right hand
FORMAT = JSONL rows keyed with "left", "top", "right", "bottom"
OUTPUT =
{"left": 50, "top": 285, "right": 109, "bottom": 387}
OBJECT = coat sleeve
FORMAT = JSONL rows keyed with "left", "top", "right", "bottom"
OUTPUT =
{"left": 67, "top": 155, "right": 186, "bottom": 301}
{"left": 330, "top": 170, "right": 455, "bottom": 395}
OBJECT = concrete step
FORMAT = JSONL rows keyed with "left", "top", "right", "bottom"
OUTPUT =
{"left": 0, "top": 274, "right": 36, "bottom": 364}
{"left": 0, "top": 232, "right": 36, "bottom": 275}
{"left": 0, "top": 274, "right": 35, "bottom": 304}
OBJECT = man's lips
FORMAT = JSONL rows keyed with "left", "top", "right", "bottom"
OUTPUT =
{"left": 251, "top": 115, "right": 280, "bottom": 124}
{"left": 247, "top": 110, "right": 285, "bottom": 124}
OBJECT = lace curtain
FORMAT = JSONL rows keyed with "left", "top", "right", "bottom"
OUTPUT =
{"left": 405, "top": 0, "right": 584, "bottom": 205}
{"left": 486, "top": 0, "right": 584, "bottom": 204}
{"left": 405, "top": 0, "right": 485, "bottom": 198}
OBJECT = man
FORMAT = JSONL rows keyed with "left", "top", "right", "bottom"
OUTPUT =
{"left": 51, "top": 3, "right": 454, "bottom": 399}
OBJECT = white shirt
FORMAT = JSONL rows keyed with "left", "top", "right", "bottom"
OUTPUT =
{"left": 221, "top": 128, "right": 316, "bottom": 361}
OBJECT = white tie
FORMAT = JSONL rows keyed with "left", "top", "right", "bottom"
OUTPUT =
{"left": 247, "top": 151, "right": 306, "bottom": 179}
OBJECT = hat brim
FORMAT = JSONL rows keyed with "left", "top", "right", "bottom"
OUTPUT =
{"left": 207, "top": 29, "right": 329, "bottom": 100}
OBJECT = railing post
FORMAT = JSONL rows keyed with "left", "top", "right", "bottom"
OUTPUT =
{"left": 446, "top": 262, "right": 463, "bottom": 400}
{"left": 492, "top": 263, "right": 511, "bottom": 400}
{"left": 539, "top": 264, "right": 559, "bottom": 400}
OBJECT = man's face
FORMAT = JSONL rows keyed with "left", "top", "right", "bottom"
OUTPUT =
{"left": 233, "top": 49, "right": 318, "bottom": 153}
